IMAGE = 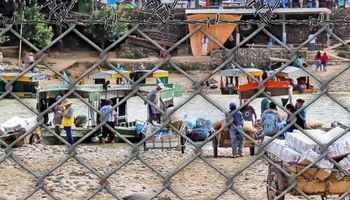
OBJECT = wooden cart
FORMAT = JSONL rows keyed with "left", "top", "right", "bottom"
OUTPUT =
{"left": 0, "top": 128, "right": 41, "bottom": 147}
{"left": 211, "top": 121, "right": 262, "bottom": 157}
{"left": 266, "top": 155, "right": 350, "bottom": 200}
{"left": 141, "top": 121, "right": 186, "bottom": 153}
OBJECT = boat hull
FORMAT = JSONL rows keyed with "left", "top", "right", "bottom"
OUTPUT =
{"left": 292, "top": 88, "right": 314, "bottom": 94}
{"left": 238, "top": 80, "right": 290, "bottom": 99}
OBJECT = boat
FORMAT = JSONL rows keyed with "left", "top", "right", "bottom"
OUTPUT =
{"left": 275, "top": 66, "right": 315, "bottom": 94}
{"left": 238, "top": 68, "right": 291, "bottom": 100}
{"left": 39, "top": 77, "right": 182, "bottom": 144}
{"left": 38, "top": 83, "right": 140, "bottom": 144}
{"left": 219, "top": 68, "right": 243, "bottom": 95}
{"left": 89, "top": 70, "right": 131, "bottom": 85}
{"left": 0, "top": 72, "right": 49, "bottom": 98}
{"left": 90, "top": 69, "right": 183, "bottom": 101}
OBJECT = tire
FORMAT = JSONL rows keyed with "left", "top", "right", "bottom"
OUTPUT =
{"left": 249, "top": 146, "right": 255, "bottom": 156}
{"left": 267, "top": 165, "right": 286, "bottom": 200}
{"left": 30, "top": 134, "right": 41, "bottom": 144}
{"left": 213, "top": 136, "right": 218, "bottom": 157}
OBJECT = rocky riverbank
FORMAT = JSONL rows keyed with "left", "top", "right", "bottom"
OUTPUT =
{"left": 0, "top": 144, "right": 342, "bottom": 200}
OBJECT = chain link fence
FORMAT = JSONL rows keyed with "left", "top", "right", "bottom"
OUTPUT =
{"left": 0, "top": 9, "right": 350, "bottom": 200}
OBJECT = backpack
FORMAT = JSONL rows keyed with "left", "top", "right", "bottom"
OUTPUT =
{"left": 263, "top": 111, "right": 278, "bottom": 134}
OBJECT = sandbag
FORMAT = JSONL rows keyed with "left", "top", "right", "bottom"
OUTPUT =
{"left": 212, "top": 120, "right": 224, "bottom": 130}
{"left": 306, "top": 119, "right": 323, "bottom": 129}
{"left": 243, "top": 121, "right": 257, "bottom": 137}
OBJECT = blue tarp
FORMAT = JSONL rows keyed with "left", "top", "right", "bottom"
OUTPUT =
{"left": 185, "top": 116, "right": 212, "bottom": 141}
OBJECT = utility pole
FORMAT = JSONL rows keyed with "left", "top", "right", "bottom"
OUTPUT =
{"left": 18, "top": 0, "right": 25, "bottom": 66}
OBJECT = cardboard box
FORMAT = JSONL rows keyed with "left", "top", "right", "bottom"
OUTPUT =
{"left": 315, "top": 169, "right": 332, "bottom": 181}
{"left": 288, "top": 165, "right": 317, "bottom": 180}
{"left": 145, "top": 134, "right": 180, "bottom": 149}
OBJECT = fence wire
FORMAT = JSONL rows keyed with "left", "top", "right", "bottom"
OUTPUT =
{"left": 0, "top": 15, "right": 350, "bottom": 200}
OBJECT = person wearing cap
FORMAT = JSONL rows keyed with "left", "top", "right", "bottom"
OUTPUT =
{"left": 260, "top": 91, "right": 271, "bottom": 117}
{"left": 100, "top": 100, "right": 118, "bottom": 144}
{"left": 145, "top": 83, "right": 164, "bottom": 125}
{"left": 228, "top": 102, "right": 245, "bottom": 158}
{"left": 53, "top": 96, "right": 64, "bottom": 136}
{"left": 61, "top": 99, "right": 75, "bottom": 145}
{"left": 241, "top": 99, "right": 257, "bottom": 124}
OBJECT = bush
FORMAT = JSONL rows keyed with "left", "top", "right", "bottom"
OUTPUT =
{"left": 337, "top": 50, "right": 350, "bottom": 58}
{"left": 335, "top": 46, "right": 349, "bottom": 52}
{"left": 0, "top": 35, "right": 9, "bottom": 45}
{"left": 88, "top": 5, "right": 130, "bottom": 49}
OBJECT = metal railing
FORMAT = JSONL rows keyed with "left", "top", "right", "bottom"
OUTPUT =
{"left": 0, "top": 14, "right": 350, "bottom": 200}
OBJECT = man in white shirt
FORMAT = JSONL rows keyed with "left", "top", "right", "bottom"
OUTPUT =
{"left": 201, "top": 35, "right": 208, "bottom": 56}
{"left": 308, "top": 34, "right": 316, "bottom": 51}
{"left": 28, "top": 52, "right": 35, "bottom": 65}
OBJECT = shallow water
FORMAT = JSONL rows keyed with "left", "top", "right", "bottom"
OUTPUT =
{"left": 0, "top": 93, "right": 350, "bottom": 127}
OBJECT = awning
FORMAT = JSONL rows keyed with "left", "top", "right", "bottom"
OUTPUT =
{"left": 242, "top": 68, "right": 264, "bottom": 77}
{"left": 89, "top": 70, "right": 130, "bottom": 79}
{"left": 219, "top": 69, "right": 243, "bottom": 77}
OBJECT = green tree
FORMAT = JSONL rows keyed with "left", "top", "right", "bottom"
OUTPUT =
{"left": 17, "top": 5, "right": 54, "bottom": 49}
{"left": 88, "top": 5, "right": 130, "bottom": 49}
{"left": 0, "top": 35, "right": 9, "bottom": 45}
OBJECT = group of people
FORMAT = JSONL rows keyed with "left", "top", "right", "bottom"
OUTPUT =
{"left": 228, "top": 92, "right": 307, "bottom": 158}
{"left": 314, "top": 51, "right": 329, "bottom": 72}
{"left": 52, "top": 96, "right": 119, "bottom": 145}
{"left": 52, "top": 96, "right": 75, "bottom": 145}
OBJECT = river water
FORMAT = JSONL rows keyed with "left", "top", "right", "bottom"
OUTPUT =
{"left": 1, "top": 93, "right": 350, "bottom": 127}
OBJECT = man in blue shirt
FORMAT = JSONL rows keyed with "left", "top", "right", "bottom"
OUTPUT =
{"left": 228, "top": 102, "right": 245, "bottom": 158}
{"left": 100, "top": 100, "right": 118, "bottom": 144}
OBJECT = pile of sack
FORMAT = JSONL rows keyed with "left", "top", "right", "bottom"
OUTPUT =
{"left": 264, "top": 126, "right": 350, "bottom": 180}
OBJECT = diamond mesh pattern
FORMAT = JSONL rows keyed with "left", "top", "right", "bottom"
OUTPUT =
{"left": 1, "top": 15, "right": 350, "bottom": 200}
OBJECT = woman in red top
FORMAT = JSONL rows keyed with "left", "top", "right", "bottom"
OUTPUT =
{"left": 321, "top": 52, "right": 329, "bottom": 71}
{"left": 314, "top": 51, "right": 322, "bottom": 72}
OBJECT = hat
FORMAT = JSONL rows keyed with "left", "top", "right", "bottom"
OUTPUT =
{"left": 55, "top": 95, "right": 62, "bottom": 101}
{"left": 62, "top": 99, "right": 73, "bottom": 106}
{"left": 229, "top": 102, "right": 236, "bottom": 110}
{"left": 157, "top": 83, "right": 165, "bottom": 89}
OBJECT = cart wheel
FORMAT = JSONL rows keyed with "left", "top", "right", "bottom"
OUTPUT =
{"left": 213, "top": 136, "right": 218, "bottom": 157}
{"left": 267, "top": 165, "right": 286, "bottom": 200}
{"left": 30, "top": 134, "right": 41, "bottom": 144}
{"left": 249, "top": 146, "right": 255, "bottom": 156}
